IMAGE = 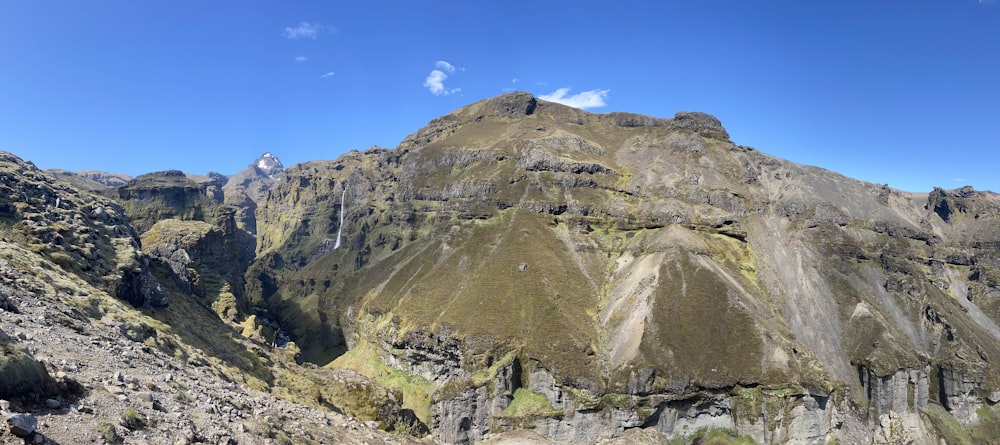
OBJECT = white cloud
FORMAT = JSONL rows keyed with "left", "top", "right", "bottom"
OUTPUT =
{"left": 283, "top": 22, "right": 323, "bottom": 39}
{"left": 435, "top": 60, "right": 456, "bottom": 73}
{"left": 321, "top": 71, "right": 336, "bottom": 78}
{"left": 424, "top": 60, "right": 461, "bottom": 96}
{"left": 538, "top": 88, "right": 610, "bottom": 109}
{"left": 295, "top": 56, "right": 307, "bottom": 62}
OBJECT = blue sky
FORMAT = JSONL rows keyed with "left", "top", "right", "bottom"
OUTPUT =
{"left": 1, "top": 1, "right": 998, "bottom": 192}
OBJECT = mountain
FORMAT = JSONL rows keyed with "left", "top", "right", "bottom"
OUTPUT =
{"left": 3, "top": 92, "right": 1000, "bottom": 444}
{"left": 244, "top": 92, "right": 1000, "bottom": 444}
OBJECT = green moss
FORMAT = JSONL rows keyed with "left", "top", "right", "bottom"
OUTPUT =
{"left": 499, "top": 388, "right": 561, "bottom": 418}
{"left": 970, "top": 404, "right": 1000, "bottom": 444}
{"left": 678, "top": 427, "right": 757, "bottom": 445}
{"left": 330, "top": 342, "right": 435, "bottom": 424}
{"left": 140, "top": 218, "right": 213, "bottom": 247}
{"left": 97, "top": 421, "right": 124, "bottom": 445}
{"left": 732, "top": 386, "right": 763, "bottom": 423}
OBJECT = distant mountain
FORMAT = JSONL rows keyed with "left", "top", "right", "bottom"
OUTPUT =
{"left": 219, "top": 152, "right": 286, "bottom": 235}
{"left": 253, "top": 152, "right": 284, "bottom": 179}
{"left": 76, "top": 169, "right": 132, "bottom": 187}
{"left": 44, "top": 168, "right": 132, "bottom": 192}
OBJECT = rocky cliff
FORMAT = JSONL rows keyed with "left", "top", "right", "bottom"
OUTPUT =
{"left": 244, "top": 93, "right": 1000, "bottom": 444}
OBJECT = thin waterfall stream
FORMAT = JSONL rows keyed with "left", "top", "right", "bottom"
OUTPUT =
{"left": 334, "top": 186, "right": 346, "bottom": 249}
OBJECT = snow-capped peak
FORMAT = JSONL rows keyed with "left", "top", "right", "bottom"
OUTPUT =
{"left": 253, "top": 152, "right": 284, "bottom": 178}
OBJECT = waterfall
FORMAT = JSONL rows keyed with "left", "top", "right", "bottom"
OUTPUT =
{"left": 334, "top": 186, "right": 347, "bottom": 249}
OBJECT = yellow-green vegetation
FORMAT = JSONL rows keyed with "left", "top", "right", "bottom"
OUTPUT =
{"left": 330, "top": 341, "right": 435, "bottom": 423}
{"left": 678, "top": 427, "right": 756, "bottom": 445}
{"left": 732, "top": 386, "right": 763, "bottom": 423}
{"left": 921, "top": 403, "right": 1000, "bottom": 445}
{"left": 141, "top": 218, "right": 213, "bottom": 247}
{"left": 271, "top": 361, "right": 403, "bottom": 427}
{"left": 211, "top": 282, "right": 239, "bottom": 321}
{"left": 239, "top": 314, "right": 267, "bottom": 341}
{"left": 499, "top": 388, "right": 561, "bottom": 418}
{"left": 121, "top": 406, "right": 143, "bottom": 430}
{"left": 97, "top": 420, "right": 124, "bottom": 445}
{"left": 358, "top": 210, "right": 602, "bottom": 385}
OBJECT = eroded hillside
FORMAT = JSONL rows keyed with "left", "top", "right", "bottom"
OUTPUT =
{"left": 243, "top": 93, "right": 1000, "bottom": 444}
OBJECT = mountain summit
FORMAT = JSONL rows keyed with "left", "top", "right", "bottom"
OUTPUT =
{"left": 252, "top": 152, "right": 284, "bottom": 179}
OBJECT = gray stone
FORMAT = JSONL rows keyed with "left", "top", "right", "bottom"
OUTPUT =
{"left": 44, "top": 398, "right": 60, "bottom": 409}
{"left": 6, "top": 413, "right": 37, "bottom": 437}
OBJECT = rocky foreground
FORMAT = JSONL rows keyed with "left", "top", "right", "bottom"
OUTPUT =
{"left": 0, "top": 258, "right": 430, "bottom": 444}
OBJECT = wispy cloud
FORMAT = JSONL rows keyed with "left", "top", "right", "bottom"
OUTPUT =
{"left": 321, "top": 71, "right": 336, "bottom": 78}
{"left": 424, "top": 60, "right": 461, "bottom": 96}
{"left": 294, "top": 56, "right": 307, "bottom": 62}
{"left": 502, "top": 78, "right": 519, "bottom": 92}
{"left": 283, "top": 22, "right": 323, "bottom": 39}
{"left": 980, "top": 0, "right": 996, "bottom": 4}
{"left": 435, "top": 60, "right": 456, "bottom": 73}
{"left": 538, "top": 88, "right": 610, "bottom": 109}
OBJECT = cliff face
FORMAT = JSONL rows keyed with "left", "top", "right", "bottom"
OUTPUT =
{"left": 243, "top": 92, "right": 1000, "bottom": 444}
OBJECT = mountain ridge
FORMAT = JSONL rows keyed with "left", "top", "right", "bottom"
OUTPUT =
{"left": 238, "top": 93, "right": 1000, "bottom": 443}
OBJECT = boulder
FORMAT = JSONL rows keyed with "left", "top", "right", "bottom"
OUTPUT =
{"left": 6, "top": 413, "right": 37, "bottom": 437}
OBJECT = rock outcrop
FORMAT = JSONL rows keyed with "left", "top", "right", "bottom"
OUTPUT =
{"left": 0, "top": 152, "right": 165, "bottom": 308}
